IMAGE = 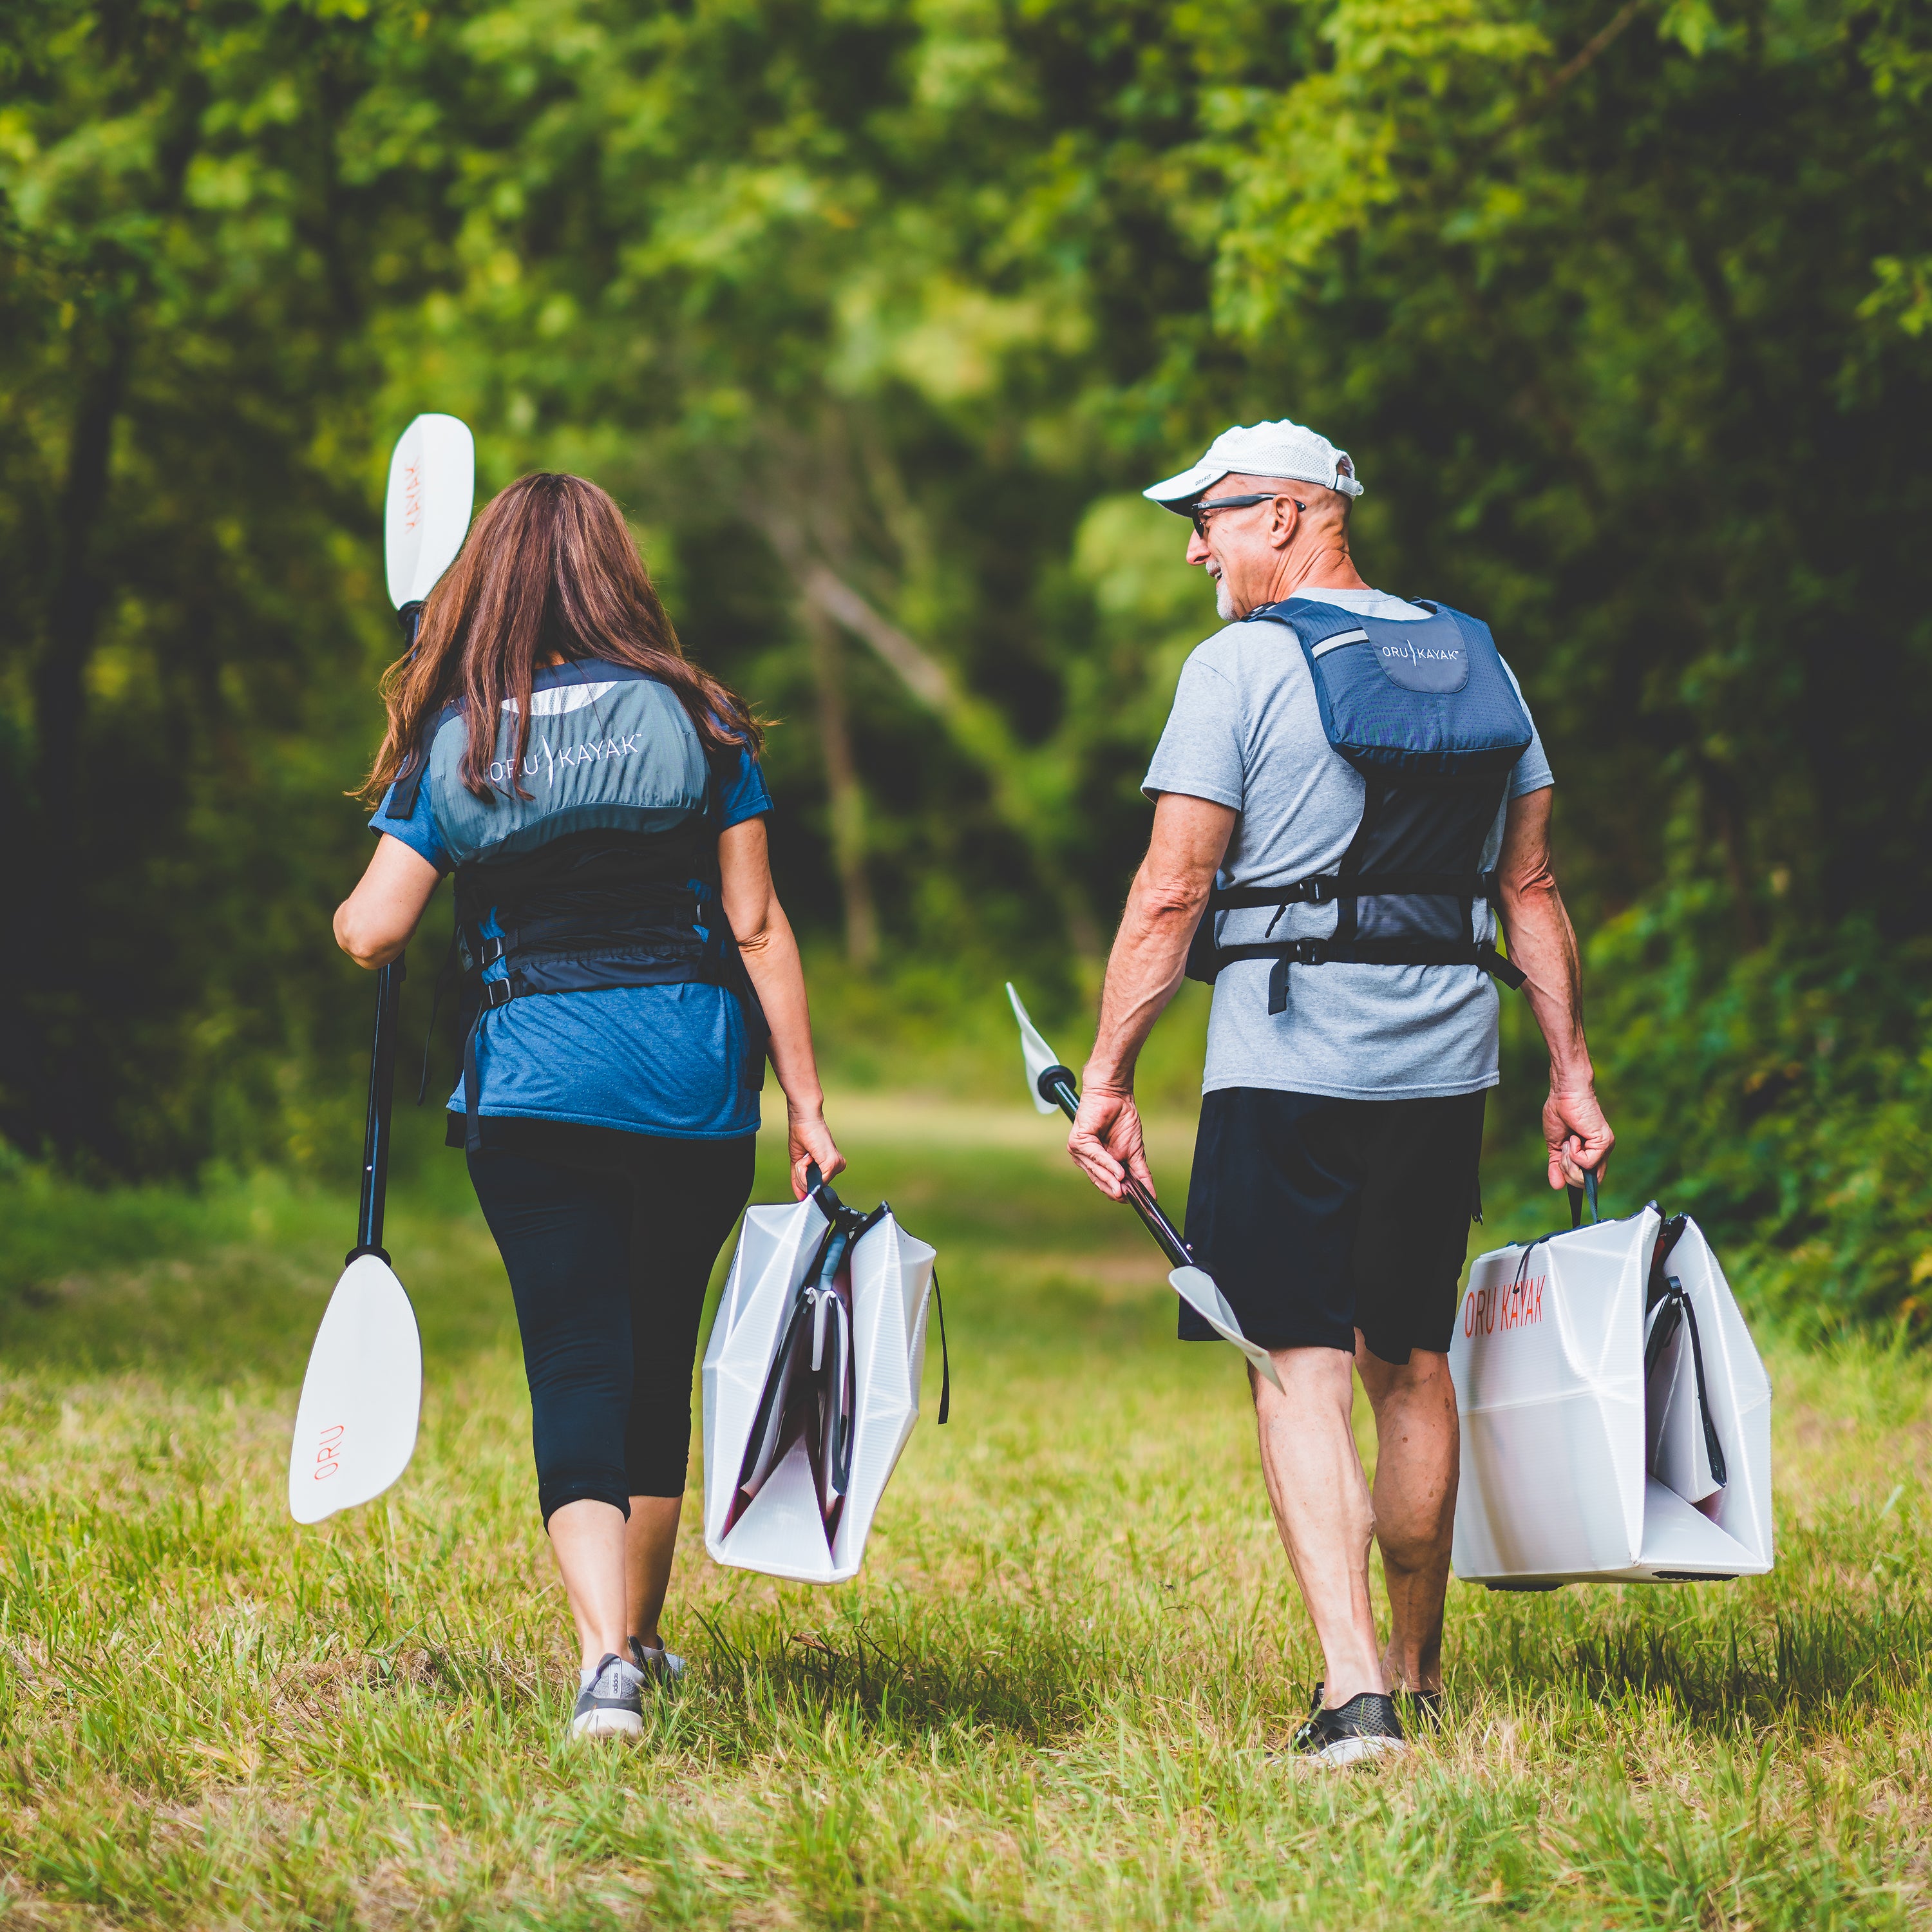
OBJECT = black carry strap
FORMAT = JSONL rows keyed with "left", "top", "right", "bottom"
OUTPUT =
{"left": 1644, "top": 1272, "right": 1728, "bottom": 1489}
{"left": 929, "top": 1271, "right": 951, "bottom": 1425}
{"left": 1566, "top": 1168, "right": 1602, "bottom": 1229}
{"left": 1510, "top": 1164, "right": 1603, "bottom": 1258}
{"left": 805, "top": 1162, "right": 949, "bottom": 1425}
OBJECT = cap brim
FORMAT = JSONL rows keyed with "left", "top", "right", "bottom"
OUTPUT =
{"left": 1142, "top": 461, "right": 1227, "bottom": 512}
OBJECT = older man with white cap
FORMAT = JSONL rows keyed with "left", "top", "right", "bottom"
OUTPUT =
{"left": 1066, "top": 419, "right": 1614, "bottom": 1763}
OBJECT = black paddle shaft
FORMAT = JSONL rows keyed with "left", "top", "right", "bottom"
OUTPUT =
{"left": 1036, "top": 1065, "right": 1193, "bottom": 1272}
{"left": 349, "top": 955, "right": 406, "bottom": 1266}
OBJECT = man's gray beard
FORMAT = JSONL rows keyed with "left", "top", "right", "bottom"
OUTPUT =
{"left": 1215, "top": 573, "right": 1237, "bottom": 622}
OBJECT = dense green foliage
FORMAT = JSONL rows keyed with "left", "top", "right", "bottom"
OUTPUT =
{"left": 3, "top": 0, "right": 1928, "bottom": 1316}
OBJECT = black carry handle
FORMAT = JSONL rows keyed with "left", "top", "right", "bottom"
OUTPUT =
{"left": 1566, "top": 1167, "right": 1602, "bottom": 1229}
{"left": 1036, "top": 1063, "right": 1193, "bottom": 1271}
{"left": 346, "top": 954, "right": 406, "bottom": 1267}
{"left": 929, "top": 1271, "right": 950, "bottom": 1425}
{"left": 802, "top": 1162, "right": 947, "bottom": 1423}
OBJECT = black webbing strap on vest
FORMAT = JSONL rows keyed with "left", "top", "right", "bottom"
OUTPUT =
{"left": 448, "top": 759, "right": 768, "bottom": 1151}
{"left": 1209, "top": 933, "right": 1526, "bottom": 1014}
{"left": 1187, "top": 828, "right": 1528, "bottom": 1011}
{"left": 1209, "top": 873, "right": 1502, "bottom": 911}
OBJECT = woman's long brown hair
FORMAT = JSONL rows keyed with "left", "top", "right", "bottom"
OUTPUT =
{"left": 359, "top": 472, "right": 761, "bottom": 806}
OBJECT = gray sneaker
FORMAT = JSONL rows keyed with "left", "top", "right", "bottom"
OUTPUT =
{"left": 630, "top": 1635, "right": 686, "bottom": 1684}
{"left": 571, "top": 1653, "right": 646, "bottom": 1739}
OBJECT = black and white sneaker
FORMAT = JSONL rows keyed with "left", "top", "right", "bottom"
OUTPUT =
{"left": 571, "top": 1653, "right": 647, "bottom": 1739}
{"left": 1288, "top": 1689, "right": 1407, "bottom": 1766}
{"left": 629, "top": 1635, "right": 686, "bottom": 1685}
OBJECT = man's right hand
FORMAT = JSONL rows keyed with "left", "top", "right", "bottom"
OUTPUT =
{"left": 1068, "top": 1083, "right": 1156, "bottom": 1202}
{"left": 1544, "top": 1082, "right": 1614, "bottom": 1191}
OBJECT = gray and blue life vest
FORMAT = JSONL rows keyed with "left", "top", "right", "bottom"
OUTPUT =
{"left": 383, "top": 661, "right": 767, "bottom": 1148}
{"left": 1186, "top": 599, "right": 1533, "bottom": 1012}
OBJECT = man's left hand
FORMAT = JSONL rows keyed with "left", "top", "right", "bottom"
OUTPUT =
{"left": 1068, "top": 1083, "right": 1155, "bottom": 1202}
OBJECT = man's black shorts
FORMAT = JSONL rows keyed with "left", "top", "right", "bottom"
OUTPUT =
{"left": 1181, "top": 1086, "right": 1486, "bottom": 1365}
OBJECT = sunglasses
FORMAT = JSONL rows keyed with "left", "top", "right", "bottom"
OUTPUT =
{"left": 1189, "top": 491, "right": 1306, "bottom": 538}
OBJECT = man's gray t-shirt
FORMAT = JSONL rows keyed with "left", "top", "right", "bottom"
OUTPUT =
{"left": 1143, "top": 587, "right": 1553, "bottom": 1101}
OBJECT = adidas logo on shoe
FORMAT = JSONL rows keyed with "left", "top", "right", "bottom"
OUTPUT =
{"left": 570, "top": 1653, "right": 647, "bottom": 1740}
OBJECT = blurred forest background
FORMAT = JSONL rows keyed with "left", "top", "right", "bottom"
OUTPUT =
{"left": 1, "top": 0, "right": 1928, "bottom": 1329}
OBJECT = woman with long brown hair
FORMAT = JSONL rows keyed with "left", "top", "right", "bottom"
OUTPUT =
{"left": 333, "top": 472, "right": 843, "bottom": 1740}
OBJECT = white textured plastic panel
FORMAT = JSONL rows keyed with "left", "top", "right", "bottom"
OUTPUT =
{"left": 703, "top": 1200, "right": 936, "bottom": 1586}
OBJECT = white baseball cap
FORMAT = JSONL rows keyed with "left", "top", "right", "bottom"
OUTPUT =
{"left": 1142, "top": 417, "right": 1364, "bottom": 512}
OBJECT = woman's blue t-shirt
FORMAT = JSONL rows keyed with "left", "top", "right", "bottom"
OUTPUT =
{"left": 370, "top": 688, "right": 772, "bottom": 1142}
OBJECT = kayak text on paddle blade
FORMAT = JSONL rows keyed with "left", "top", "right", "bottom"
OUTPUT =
{"left": 1005, "top": 982, "right": 1065, "bottom": 1115}
{"left": 1169, "top": 1265, "right": 1283, "bottom": 1390}
{"left": 288, "top": 1253, "right": 423, "bottom": 1523}
{"left": 384, "top": 413, "right": 475, "bottom": 609}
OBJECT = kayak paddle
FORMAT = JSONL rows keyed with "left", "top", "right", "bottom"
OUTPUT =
{"left": 1005, "top": 982, "right": 1282, "bottom": 1389}
{"left": 289, "top": 956, "right": 422, "bottom": 1521}
{"left": 287, "top": 414, "right": 475, "bottom": 1523}
{"left": 383, "top": 412, "right": 476, "bottom": 635}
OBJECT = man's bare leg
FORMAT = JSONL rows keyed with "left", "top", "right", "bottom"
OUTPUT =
{"left": 1354, "top": 1337, "right": 1459, "bottom": 1696}
{"left": 1252, "top": 1345, "right": 1385, "bottom": 1707}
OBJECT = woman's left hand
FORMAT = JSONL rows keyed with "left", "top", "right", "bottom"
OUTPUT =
{"left": 788, "top": 1101, "right": 845, "bottom": 1199}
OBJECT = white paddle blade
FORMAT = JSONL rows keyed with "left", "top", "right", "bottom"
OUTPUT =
{"left": 289, "top": 1253, "right": 423, "bottom": 1523}
{"left": 1170, "top": 1265, "right": 1283, "bottom": 1390}
{"left": 384, "top": 413, "right": 475, "bottom": 609}
{"left": 1005, "top": 981, "right": 1065, "bottom": 1116}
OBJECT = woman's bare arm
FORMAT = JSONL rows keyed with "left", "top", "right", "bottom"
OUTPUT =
{"left": 718, "top": 815, "right": 844, "bottom": 1197}
{"left": 334, "top": 835, "right": 442, "bottom": 968}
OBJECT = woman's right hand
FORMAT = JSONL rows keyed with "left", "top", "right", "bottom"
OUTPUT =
{"left": 788, "top": 1101, "right": 845, "bottom": 1199}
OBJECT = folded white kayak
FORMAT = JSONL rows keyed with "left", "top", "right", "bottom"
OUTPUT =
{"left": 702, "top": 1170, "right": 942, "bottom": 1584}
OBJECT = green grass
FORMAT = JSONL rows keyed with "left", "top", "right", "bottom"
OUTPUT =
{"left": 0, "top": 1097, "right": 1927, "bottom": 1929}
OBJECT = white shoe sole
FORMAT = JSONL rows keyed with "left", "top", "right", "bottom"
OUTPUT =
{"left": 571, "top": 1707, "right": 643, "bottom": 1739}
{"left": 1308, "top": 1733, "right": 1407, "bottom": 1767}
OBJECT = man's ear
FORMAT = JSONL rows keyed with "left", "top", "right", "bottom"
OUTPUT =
{"left": 1268, "top": 495, "right": 1300, "bottom": 550}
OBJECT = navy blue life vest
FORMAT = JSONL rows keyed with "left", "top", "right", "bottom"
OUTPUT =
{"left": 383, "top": 661, "right": 768, "bottom": 1149}
{"left": 1185, "top": 599, "right": 1533, "bottom": 1014}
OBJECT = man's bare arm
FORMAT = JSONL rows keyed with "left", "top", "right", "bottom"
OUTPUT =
{"left": 1069, "top": 793, "right": 1236, "bottom": 1199}
{"left": 1493, "top": 786, "right": 1615, "bottom": 1189}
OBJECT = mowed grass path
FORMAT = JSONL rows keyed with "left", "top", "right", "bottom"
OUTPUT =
{"left": 0, "top": 1098, "right": 1927, "bottom": 1929}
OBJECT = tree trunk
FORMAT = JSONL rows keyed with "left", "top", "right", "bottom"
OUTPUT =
{"left": 804, "top": 598, "right": 879, "bottom": 971}
{"left": 33, "top": 340, "right": 129, "bottom": 847}
{"left": 800, "top": 564, "right": 1103, "bottom": 963}
{"left": 10, "top": 337, "right": 131, "bottom": 1162}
